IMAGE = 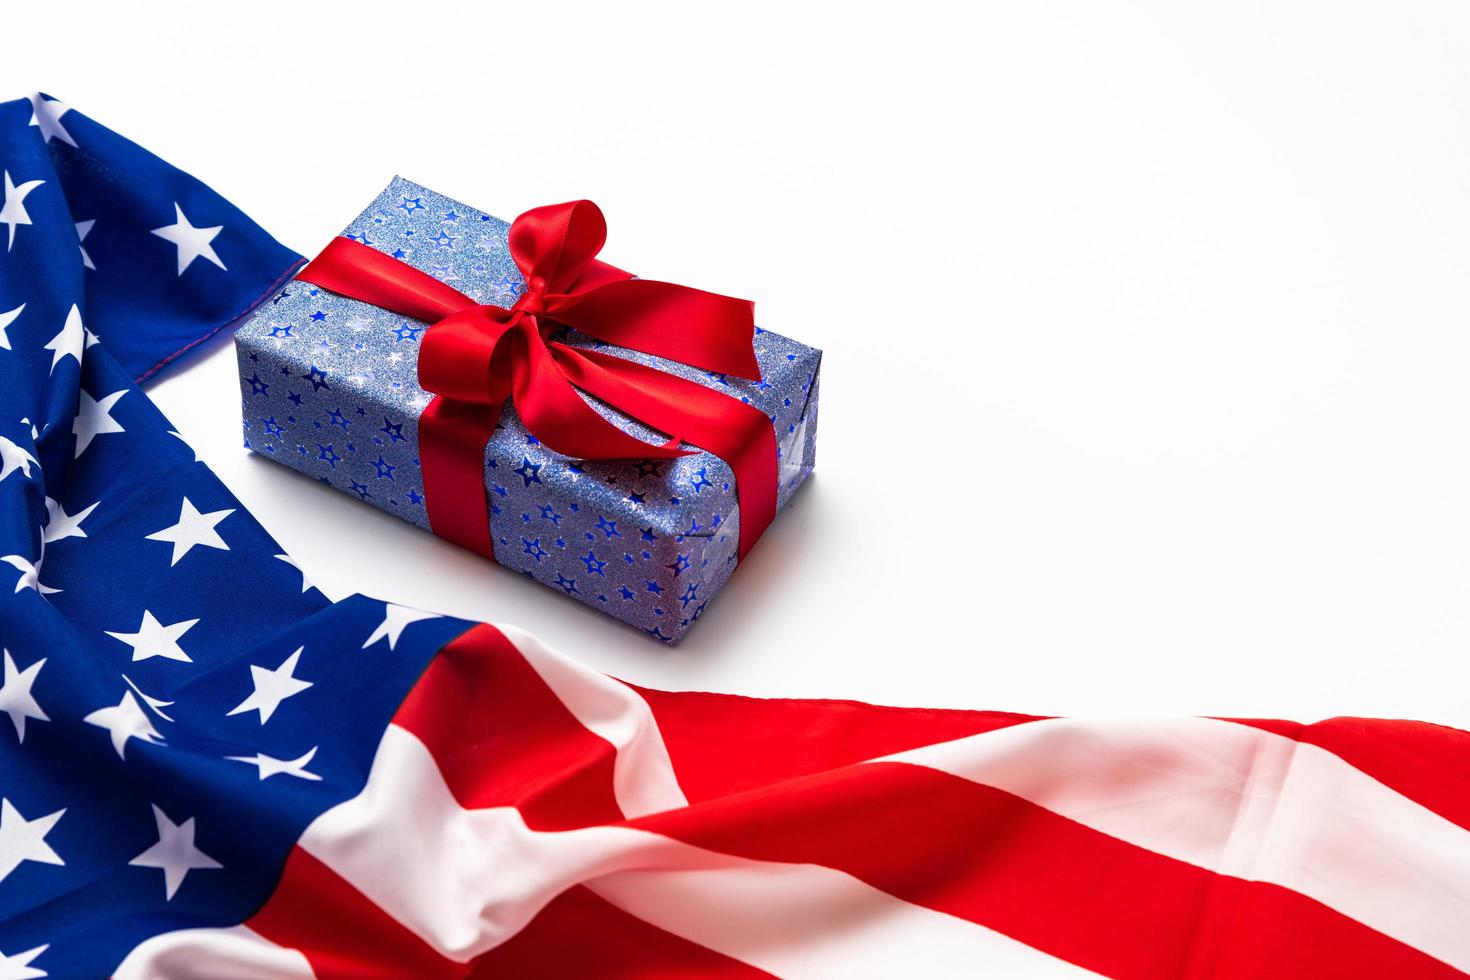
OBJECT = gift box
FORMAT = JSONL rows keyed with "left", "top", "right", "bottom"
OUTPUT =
{"left": 234, "top": 178, "right": 820, "bottom": 642}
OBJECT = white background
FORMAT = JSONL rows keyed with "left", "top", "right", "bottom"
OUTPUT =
{"left": 12, "top": 1, "right": 1470, "bottom": 725}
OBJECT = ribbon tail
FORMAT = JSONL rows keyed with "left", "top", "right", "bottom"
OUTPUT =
{"left": 511, "top": 322, "right": 690, "bottom": 462}
{"left": 552, "top": 345, "right": 778, "bottom": 560}
{"left": 549, "top": 278, "right": 760, "bottom": 380}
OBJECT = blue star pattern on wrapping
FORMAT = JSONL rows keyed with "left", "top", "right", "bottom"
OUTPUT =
{"left": 514, "top": 458, "right": 542, "bottom": 487}
{"left": 235, "top": 177, "right": 821, "bottom": 643}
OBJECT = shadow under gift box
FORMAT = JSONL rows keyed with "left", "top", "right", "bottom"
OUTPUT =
{"left": 234, "top": 177, "right": 821, "bottom": 643}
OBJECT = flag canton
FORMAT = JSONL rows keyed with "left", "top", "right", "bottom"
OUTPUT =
{"left": 0, "top": 95, "right": 469, "bottom": 978}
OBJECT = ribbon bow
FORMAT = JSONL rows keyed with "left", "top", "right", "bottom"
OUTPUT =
{"left": 297, "top": 200, "right": 778, "bottom": 562}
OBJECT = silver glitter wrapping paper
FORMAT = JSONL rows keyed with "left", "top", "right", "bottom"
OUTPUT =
{"left": 234, "top": 178, "right": 821, "bottom": 643}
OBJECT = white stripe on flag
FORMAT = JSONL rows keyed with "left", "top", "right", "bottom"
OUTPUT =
{"left": 501, "top": 624, "right": 687, "bottom": 818}
{"left": 112, "top": 924, "right": 313, "bottom": 980}
{"left": 298, "top": 724, "right": 1098, "bottom": 978}
{"left": 881, "top": 716, "right": 1470, "bottom": 974}
{"left": 586, "top": 857, "right": 1100, "bottom": 980}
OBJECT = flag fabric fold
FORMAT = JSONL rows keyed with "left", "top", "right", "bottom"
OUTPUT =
{"left": 0, "top": 94, "right": 1466, "bottom": 978}
{"left": 4, "top": 93, "right": 304, "bottom": 384}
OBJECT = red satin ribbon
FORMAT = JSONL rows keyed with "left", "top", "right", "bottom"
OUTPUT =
{"left": 297, "top": 200, "right": 777, "bottom": 562}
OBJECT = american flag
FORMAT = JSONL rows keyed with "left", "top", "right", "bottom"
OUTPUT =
{"left": 0, "top": 94, "right": 1465, "bottom": 978}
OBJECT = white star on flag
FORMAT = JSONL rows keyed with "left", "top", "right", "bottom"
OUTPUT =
{"left": 0, "top": 798, "right": 64, "bottom": 884}
{"left": 43, "top": 496, "right": 99, "bottom": 545}
{"left": 27, "top": 93, "right": 75, "bottom": 147}
{"left": 167, "top": 429, "right": 204, "bottom": 463}
{"left": 145, "top": 498, "right": 233, "bottom": 565}
{"left": 0, "top": 172, "right": 44, "bottom": 252}
{"left": 72, "top": 388, "right": 126, "bottom": 458}
{"left": 0, "top": 304, "right": 21, "bottom": 351}
{"left": 0, "top": 943, "right": 48, "bottom": 980}
{"left": 226, "top": 746, "right": 322, "bottom": 781}
{"left": 363, "top": 603, "right": 442, "bottom": 651}
{"left": 0, "top": 651, "right": 48, "bottom": 743}
{"left": 84, "top": 690, "right": 165, "bottom": 759}
{"left": 44, "top": 304, "right": 85, "bottom": 374}
{"left": 75, "top": 218, "right": 95, "bottom": 269}
{"left": 0, "top": 556, "right": 58, "bottom": 595}
{"left": 151, "top": 203, "right": 225, "bottom": 275}
{"left": 129, "top": 805, "right": 221, "bottom": 901}
{"left": 274, "top": 553, "right": 313, "bottom": 593}
{"left": 123, "top": 675, "right": 175, "bottom": 722}
{"left": 105, "top": 610, "right": 199, "bottom": 663}
{"left": 227, "top": 646, "right": 312, "bottom": 724}
{"left": 0, "top": 436, "right": 37, "bottom": 484}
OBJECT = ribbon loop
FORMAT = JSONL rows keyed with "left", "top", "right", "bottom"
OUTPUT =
{"left": 509, "top": 199, "right": 609, "bottom": 295}
{"left": 296, "top": 199, "right": 778, "bottom": 565}
{"left": 417, "top": 307, "right": 512, "bottom": 405}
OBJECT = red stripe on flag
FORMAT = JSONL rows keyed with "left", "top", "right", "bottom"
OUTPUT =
{"left": 468, "top": 885, "right": 776, "bottom": 979}
{"left": 1227, "top": 716, "right": 1470, "bottom": 833}
{"left": 394, "top": 624, "right": 623, "bottom": 830}
{"left": 631, "top": 760, "right": 1463, "bottom": 980}
{"left": 247, "top": 848, "right": 459, "bottom": 980}
{"left": 628, "top": 682, "right": 1045, "bottom": 803}
{"left": 244, "top": 630, "right": 1469, "bottom": 978}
